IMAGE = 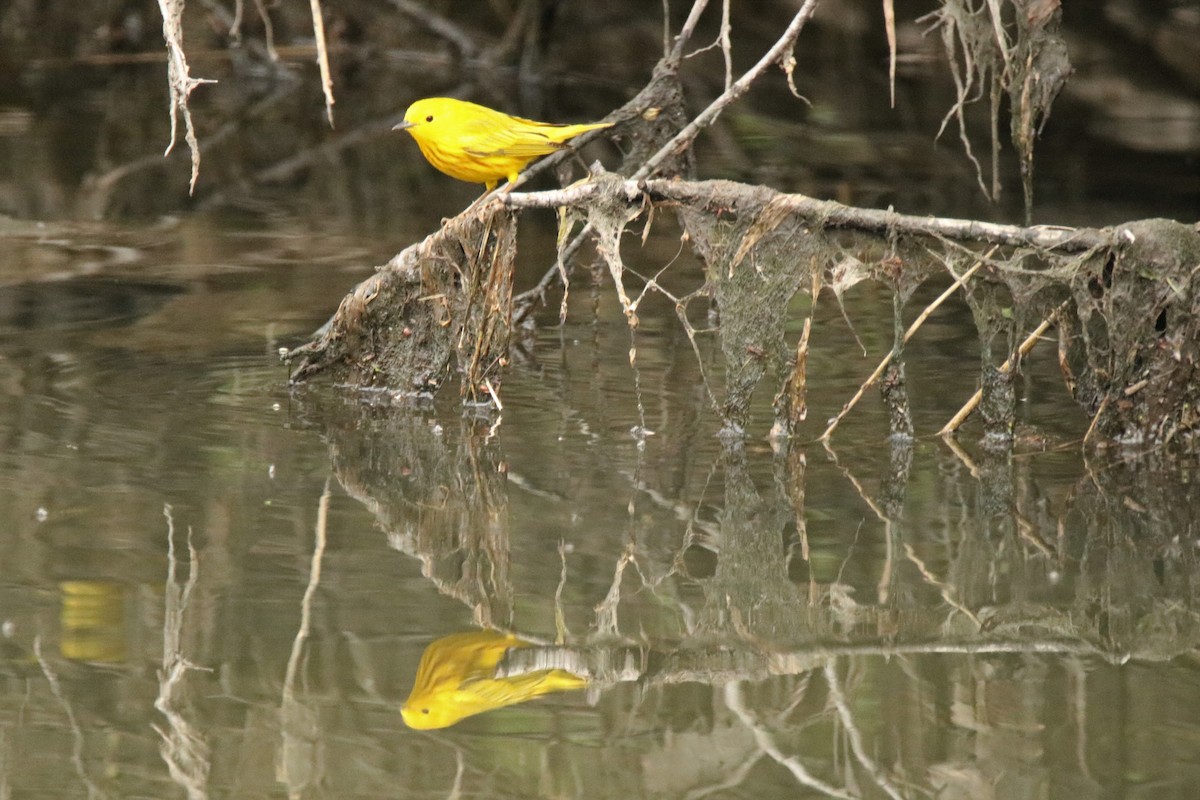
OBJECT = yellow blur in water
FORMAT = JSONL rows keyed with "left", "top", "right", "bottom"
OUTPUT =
{"left": 393, "top": 97, "right": 612, "bottom": 190}
{"left": 401, "top": 629, "right": 586, "bottom": 730}
{"left": 59, "top": 580, "right": 128, "bottom": 663}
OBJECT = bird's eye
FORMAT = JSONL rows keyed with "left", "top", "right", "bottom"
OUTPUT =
{"left": 425, "top": 115, "right": 434, "bottom": 122}
{"left": 421, "top": 708, "right": 430, "bottom": 714}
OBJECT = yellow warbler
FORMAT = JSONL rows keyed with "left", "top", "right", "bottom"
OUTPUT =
{"left": 401, "top": 629, "right": 586, "bottom": 730}
{"left": 393, "top": 97, "right": 612, "bottom": 190}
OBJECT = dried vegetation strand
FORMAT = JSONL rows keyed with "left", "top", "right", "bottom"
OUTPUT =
{"left": 921, "top": 0, "right": 1070, "bottom": 223}
{"left": 157, "top": 0, "right": 216, "bottom": 193}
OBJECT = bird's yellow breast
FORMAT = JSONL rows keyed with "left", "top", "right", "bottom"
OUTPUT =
{"left": 410, "top": 130, "right": 528, "bottom": 186}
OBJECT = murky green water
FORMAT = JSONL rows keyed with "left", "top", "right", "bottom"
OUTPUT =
{"left": 4, "top": 2, "right": 1200, "bottom": 797}
{"left": 3, "top": 208, "right": 1199, "bottom": 799}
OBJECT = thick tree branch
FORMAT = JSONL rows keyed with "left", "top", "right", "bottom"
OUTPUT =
{"left": 498, "top": 177, "right": 1113, "bottom": 252}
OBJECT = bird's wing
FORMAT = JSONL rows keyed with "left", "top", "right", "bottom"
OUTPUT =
{"left": 461, "top": 116, "right": 568, "bottom": 159}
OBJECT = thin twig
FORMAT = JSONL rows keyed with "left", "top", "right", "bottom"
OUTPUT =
{"left": 685, "top": 0, "right": 733, "bottom": 92}
{"left": 884, "top": 0, "right": 897, "bottom": 107}
{"left": 1081, "top": 394, "right": 1109, "bottom": 446}
{"left": 389, "top": 0, "right": 477, "bottom": 58}
{"left": 938, "top": 299, "right": 1070, "bottom": 436}
{"left": 513, "top": 221, "right": 593, "bottom": 323}
{"left": 635, "top": 0, "right": 822, "bottom": 180}
{"left": 308, "top": 0, "right": 335, "bottom": 126}
{"left": 669, "top": 0, "right": 715, "bottom": 63}
{"left": 903, "top": 542, "right": 982, "bottom": 628}
{"left": 820, "top": 247, "right": 994, "bottom": 441}
{"left": 155, "top": 505, "right": 210, "bottom": 800}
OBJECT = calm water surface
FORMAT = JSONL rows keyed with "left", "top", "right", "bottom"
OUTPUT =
{"left": 3, "top": 2, "right": 1200, "bottom": 794}
{"left": 2, "top": 210, "right": 1199, "bottom": 800}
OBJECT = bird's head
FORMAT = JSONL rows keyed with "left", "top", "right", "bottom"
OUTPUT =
{"left": 401, "top": 699, "right": 460, "bottom": 730}
{"left": 393, "top": 98, "right": 455, "bottom": 139}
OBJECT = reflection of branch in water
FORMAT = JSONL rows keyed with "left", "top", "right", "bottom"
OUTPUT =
{"left": 823, "top": 662, "right": 905, "bottom": 800}
{"left": 1014, "top": 508, "right": 1056, "bottom": 561}
{"left": 448, "top": 748, "right": 466, "bottom": 800}
{"left": 681, "top": 751, "right": 765, "bottom": 800}
{"left": 822, "top": 444, "right": 897, "bottom": 606}
{"left": 341, "top": 631, "right": 385, "bottom": 703}
{"left": 1065, "top": 657, "right": 1097, "bottom": 786}
{"left": 153, "top": 504, "right": 211, "bottom": 800}
{"left": 499, "top": 637, "right": 1109, "bottom": 690}
{"left": 34, "top": 637, "right": 108, "bottom": 799}
{"left": 337, "top": 417, "right": 515, "bottom": 630}
{"left": 621, "top": 467, "right": 722, "bottom": 545}
{"left": 939, "top": 434, "right": 980, "bottom": 478}
{"left": 724, "top": 679, "right": 857, "bottom": 800}
{"left": 777, "top": 671, "right": 814, "bottom": 723}
{"left": 594, "top": 542, "right": 639, "bottom": 637}
{"left": 878, "top": 518, "right": 897, "bottom": 606}
{"left": 902, "top": 543, "right": 982, "bottom": 629}
{"left": 277, "top": 478, "right": 331, "bottom": 795}
{"left": 775, "top": 443, "right": 813, "bottom": 599}
{"left": 554, "top": 541, "right": 571, "bottom": 643}
{"left": 661, "top": 453, "right": 723, "bottom": 600}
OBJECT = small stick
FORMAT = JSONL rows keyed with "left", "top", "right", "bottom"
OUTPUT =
{"left": 484, "top": 377, "right": 504, "bottom": 412}
{"left": 937, "top": 299, "right": 1070, "bottom": 436}
{"left": 1081, "top": 394, "right": 1109, "bottom": 446}
{"left": 308, "top": 0, "right": 335, "bottom": 126}
{"left": 819, "top": 246, "right": 995, "bottom": 442}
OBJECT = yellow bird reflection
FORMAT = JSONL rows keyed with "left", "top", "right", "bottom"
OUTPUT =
{"left": 402, "top": 629, "right": 586, "bottom": 730}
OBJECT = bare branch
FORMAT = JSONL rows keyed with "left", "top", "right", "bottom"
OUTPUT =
{"left": 636, "top": 0, "right": 822, "bottom": 180}
{"left": 668, "top": 0, "right": 714, "bottom": 63}
{"left": 685, "top": 0, "right": 733, "bottom": 93}
{"left": 499, "top": 177, "right": 1112, "bottom": 252}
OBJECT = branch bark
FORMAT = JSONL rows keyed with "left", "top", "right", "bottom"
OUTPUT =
{"left": 499, "top": 177, "right": 1113, "bottom": 252}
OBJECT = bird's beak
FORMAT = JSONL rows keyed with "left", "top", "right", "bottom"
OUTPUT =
{"left": 392, "top": 120, "right": 415, "bottom": 131}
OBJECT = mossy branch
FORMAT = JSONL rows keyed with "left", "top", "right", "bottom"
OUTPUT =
{"left": 499, "top": 177, "right": 1112, "bottom": 252}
